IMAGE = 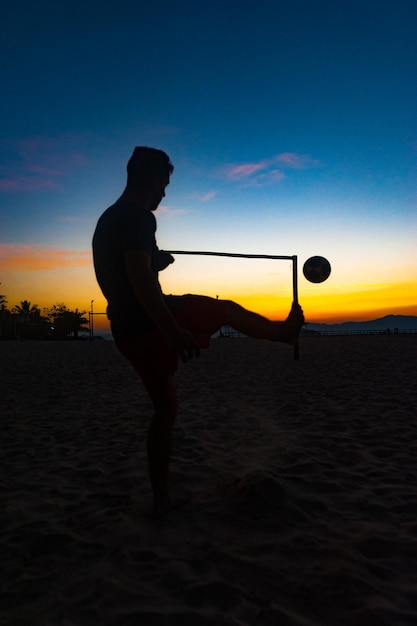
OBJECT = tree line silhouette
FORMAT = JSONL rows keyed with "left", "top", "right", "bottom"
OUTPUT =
{"left": 0, "top": 288, "right": 88, "bottom": 340}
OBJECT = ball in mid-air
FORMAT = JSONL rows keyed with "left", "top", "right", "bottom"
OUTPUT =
{"left": 303, "top": 256, "right": 331, "bottom": 283}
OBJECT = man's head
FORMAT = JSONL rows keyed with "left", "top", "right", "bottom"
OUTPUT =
{"left": 126, "top": 147, "right": 173, "bottom": 211}
{"left": 127, "top": 146, "right": 173, "bottom": 185}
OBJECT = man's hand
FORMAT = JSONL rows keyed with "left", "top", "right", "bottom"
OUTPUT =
{"left": 152, "top": 250, "right": 175, "bottom": 272}
{"left": 166, "top": 327, "right": 200, "bottom": 362}
{"left": 125, "top": 249, "right": 198, "bottom": 361}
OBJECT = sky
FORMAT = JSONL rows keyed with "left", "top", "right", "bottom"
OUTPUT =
{"left": 1, "top": 0, "right": 416, "bottom": 330}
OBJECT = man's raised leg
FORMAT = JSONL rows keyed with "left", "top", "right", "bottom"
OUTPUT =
{"left": 223, "top": 300, "right": 304, "bottom": 343}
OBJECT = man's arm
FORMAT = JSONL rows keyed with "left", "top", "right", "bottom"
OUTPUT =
{"left": 125, "top": 249, "right": 200, "bottom": 361}
{"left": 151, "top": 249, "right": 175, "bottom": 272}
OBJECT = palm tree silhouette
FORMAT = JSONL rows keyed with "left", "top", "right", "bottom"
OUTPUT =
{"left": 12, "top": 300, "right": 41, "bottom": 324}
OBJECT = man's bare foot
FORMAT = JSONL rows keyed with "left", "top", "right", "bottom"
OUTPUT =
{"left": 274, "top": 302, "right": 305, "bottom": 344}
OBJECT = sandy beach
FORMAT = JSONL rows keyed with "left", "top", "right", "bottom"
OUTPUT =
{"left": 2, "top": 335, "right": 417, "bottom": 625}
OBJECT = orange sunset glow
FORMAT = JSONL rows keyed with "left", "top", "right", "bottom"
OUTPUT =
{"left": 2, "top": 240, "right": 416, "bottom": 334}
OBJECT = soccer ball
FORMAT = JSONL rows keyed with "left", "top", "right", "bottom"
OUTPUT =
{"left": 302, "top": 256, "right": 331, "bottom": 283}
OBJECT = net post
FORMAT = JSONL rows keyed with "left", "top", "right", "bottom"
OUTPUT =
{"left": 292, "top": 255, "right": 300, "bottom": 361}
{"left": 166, "top": 249, "right": 301, "bottom": 360}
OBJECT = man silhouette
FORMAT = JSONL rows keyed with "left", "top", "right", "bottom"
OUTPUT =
{"left": 93, "top": 146, "right": 304, "bottom": 518}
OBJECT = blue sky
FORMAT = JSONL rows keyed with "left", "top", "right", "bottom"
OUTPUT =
{"left": 1, "top": 0, "right": 416, "bottom": 323}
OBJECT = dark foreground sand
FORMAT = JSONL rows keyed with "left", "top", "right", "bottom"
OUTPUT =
{"left": 2, "top": 335, "right": 417, "bottom": 625}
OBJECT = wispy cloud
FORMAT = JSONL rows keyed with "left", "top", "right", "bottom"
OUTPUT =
{"left": 227, "top": 161, "right": 270, "bottom": 178}
{"left": 224, "top": 152, "right": 319, "bottom": 186}
{"left": 0, "top": 134, "right": 92, "bottom": 193}
{"left": 276, "top": 152, "right": 318, "bottom": 168}
{"left": 0, "top": 244, "right": 91, "bottom": 271}
{"left": 0, "top": 176, "right": 61, "bottom": 192}
{"left": 198, "top": 191, "right": 217, "bottom": 202}
{"left": 185, "top": 190, "right": 218, "bottom": 203}
{"left": 155, "top": 205, "right": 189, "bottom": 217}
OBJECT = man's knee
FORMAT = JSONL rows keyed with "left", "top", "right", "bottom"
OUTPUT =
{"left": 222, "top": 299, "right": 240, "bottom": 320}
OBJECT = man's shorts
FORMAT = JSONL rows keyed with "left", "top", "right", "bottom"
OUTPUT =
{"left": 115, "top": 294, "right": 229, "bottom": 380}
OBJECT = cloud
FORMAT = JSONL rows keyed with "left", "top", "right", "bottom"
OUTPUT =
{"left": 185, "top": 191, "right": 218, "bottom": 203}
{"left": 227, "top": 161, "right": 270, "bottom": 179}
{"left": 0, "top": 244, "right": 91, "bottom": 271}
{"left": 0, "top": 176, "right": 61, "bottom": 192}
{"left": 224, "top": 152, "right": 319, "bottom": 186}
{"left": 276, "top": 152, "right": 318, "bottom": 168}
{"left": 16, "top": 136, "right": 91, "bottom": 167}
{"left": 254, "top": 169, "right": 286, "bottom": 184}
{"left": 198, "top": 191, "right": 217, "bottom": 202}
{"left": 0, "top": 134, "right": 93, "bottom": 193}
{"left": 155, "top": 205, "right": 189, "bottom": 216}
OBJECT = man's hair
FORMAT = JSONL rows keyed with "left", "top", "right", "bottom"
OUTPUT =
{"left": 126, "top": 146, "right": 174, "bottom": 186}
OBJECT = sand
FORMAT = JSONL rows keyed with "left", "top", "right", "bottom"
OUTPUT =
{"left": 2, "top": 335, "right": 417, "bottom": 625}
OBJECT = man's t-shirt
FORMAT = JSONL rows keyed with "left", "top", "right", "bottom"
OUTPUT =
{"left": 92, "top": 200, "right": 161, "bottom": 339}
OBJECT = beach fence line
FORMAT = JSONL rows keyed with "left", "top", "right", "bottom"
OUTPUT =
{"left": 216, "top": 327, "right": 417, "bottom": 339}
{"left": 302, "top": 328, "right": 417, "bottom": 336}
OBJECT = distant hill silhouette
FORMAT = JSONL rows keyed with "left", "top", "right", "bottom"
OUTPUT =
{"left": 305, "top": 315, "right": 417, "bottom": 333}
{"left": 95, "top": 314, "right": 417, "bottom": 340}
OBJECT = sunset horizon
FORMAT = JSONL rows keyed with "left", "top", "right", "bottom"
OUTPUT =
{"left": 1, "top": 1, "right": 416, "bottom": 336}
{"left": 1, "top": 241, "right": 416, "bottom": 331}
